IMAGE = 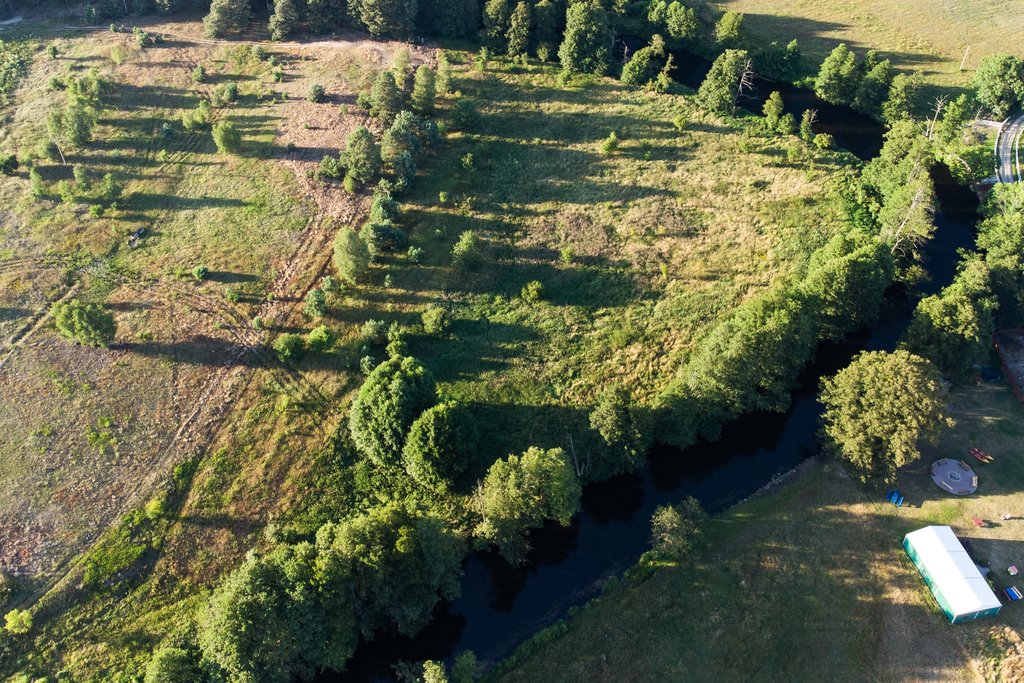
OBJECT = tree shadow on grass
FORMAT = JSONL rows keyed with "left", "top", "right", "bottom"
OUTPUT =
{"left": 130, "top": 336, "right": 255, "bottom": 367}
{"left": 205, "top": 270, "right": 260, "bottom": 284}
{"left": 127, "top": 191, "right": 249, "bottom": 210}
{"left": 109, "top": 83, "right": 201, "bottom": 111}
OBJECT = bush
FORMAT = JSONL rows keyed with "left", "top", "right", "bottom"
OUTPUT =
{"left": 813, "top": 132, "right": 834, "bottom": 150}
{"left": 52, "top": 299, "right": 116, "bottom": 347}
{"left": 600, "top": 131, "right": 619, "bottom": 154}
{"left": 145, "top": 647, "right": 202, "bottom": 683}
{"left": 0, "top": 152, "right": 19, "bottom": 176}
{"left": 520, "top": 280, "right": 543, "bottom": 302}
{"left": 304, "top": 287, "right": 327, "bottom": 318}
{"left": 273, "top": 333, "right": 305, "bottom": 363}
{"left": 422, "top": 305, "right": 450, "bottom": 334}
{"left": 308, "top": 83, "right": 326, "bottom": 103}
{"left": 361, "top": 318, "right": 388, "bottom": 343}
{"left": 212, "top": 121, "right": 242, "bottom": 154}
{"left": 306, "top": 324, "right": 335, "bottom": 352}
{"left": 192, "top": 265, "right": 209, "bottom": 280}
{"left": 450, "top": 98, "right": 480, "bottom": 131}
{"left": 451, "top": 230, "right": 482, "bottom": 270}
{"left": 650, "top": 496, "right": 707, "bottom": 562}
{"left": 4, "top": 608, "right": 31, "bottom": 634}
{"left": 192, "top": 64, "right": 208, "bottom": 83}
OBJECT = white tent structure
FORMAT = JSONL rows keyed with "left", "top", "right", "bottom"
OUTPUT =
{"left": 903, "top": 525, "right": 1002, "bottom": 624}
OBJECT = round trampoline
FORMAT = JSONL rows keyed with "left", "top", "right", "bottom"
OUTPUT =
{"left": 931, "top": 458, "right": 978, "bottom": 495}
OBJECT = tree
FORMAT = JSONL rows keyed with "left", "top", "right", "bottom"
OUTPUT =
{"left": 506, "top": 1, "right": 531, "bottom": 60}
{"left": 52, "top": 299, "right": 115, "bottom": 347}
{"left": 268, "top": 0, "right": 299, "bottom": 40}
{"left": 558, "top": 1, "right": 611, "bottom": 76}
{"left": 762, "top": 90, "right": 785, "bottom": 133}
{"left": 411, "top": 65, "right": 436, "bottom": 115}
{"left": 675, "top": 283, "right": 819, "bottom": 440}
{"left": 903, "top": 260, "right": 996, "bottom": 381}
{"left": 882, "top": 71, "right": 921, "bottom": 125}
{"left": 144, "top": 647, "right": 201, "bottom": 683}
{"left": 697, "top": 49, "right": 749, "bottom": 116}
{"left": 620, "top": 35, "right": 665, "bottom": 87}
{"left": 665, "top": 2, "right": 696, "bottom": 41}
{"left": 333, "top": 228, "right": 372, "bottom": 283}
{"left": 650, "top": 496, "right": 707, "bottom": 562}
{"left": 814, "top": 43, "right": 860, "bottom": 105}
{"left": 349, "top": 355, "right": 437, "bottom": 467}
{"left": 533, "top": 0, "right": 559, "bottom": 61}
{"left": 451, "top": 651, "right": 478, "bottom": 683}
{"left": 369, "top": 70, "right": 403, "bottom": 124}
{"left": 308, "top": 83, "right": 327, "bottom": 103}
{"left": 198, "top": 544, "right": 357, "bottom": 682}
{"left": 352, "top": 0, "right": 418, "bottom": 38}
{"left": 436, "top": 53, "right": 453, "bottom": 94}
{"left": 341, "top": 126, "right": 382, "bottom": 189}
{"left": 417, "top": 0, "right": 479, "bottom": 38}
{"left": 0, "top": 152, "right": 18, "bottom": 176}
{"left": 423, "top": 661, "right": 450, "bottom": 683}
{"left": 586, "top": 385, "right": 646, "bottom": 480}
{"left": 800, "top": 233, "right": 893, "bottom": 341}
{"left": 47, "top": 100, "right": 96, "bottom": 151}
{"left": 973, "top": 54, "right": 1024, "bottom": 119}
{"left": 474, "top": 446, "right": 581, "bottom": 563}
{"left": 451, "top": 230, "right": 482, "bottom": 270}
{"left": 212, "top": 121, "right": 242, "bottom": 154}
{"left": 715, "top": 10, "right": 743, "bottom": 47}
{"left": 852, "top": 58, "right": 893, "bottom": 116}
{"left": 306, "top": 0, "right": 342, "bottom": 32}
{"left": 482, "top": 0, "right": 510, "bottom": 52}
{"left": 797, "top": 108, "right": 815, "bottom": 142}
{"left": 402, "top": 402, "right": 479, "bottom": 491}
{"left": 203, "top": 0, "right": 250, "bottom": 37}
{"left": 820, "top": 350, "right": 953, "bottom": 483}
{"left": 317, "top": 504, "right": 463, "bottom": 635}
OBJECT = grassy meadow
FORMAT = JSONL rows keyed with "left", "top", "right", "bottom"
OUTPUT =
{"left": 714, "top": 0, "right": 1024, "bottom": 95}
{"left": 494, "top": 383, "right": 1024, "bottom": 682}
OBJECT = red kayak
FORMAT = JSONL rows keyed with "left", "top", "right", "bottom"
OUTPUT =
{"left": 970, "top": 447, "right": 993, "bottom": 463}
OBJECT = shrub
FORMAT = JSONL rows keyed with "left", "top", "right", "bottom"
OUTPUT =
{"left": 192, "top": 64, "right": 208, "bottom": 83}
{"left": 47, "top": 44, "right": 59, "bottom": 59}
{"left": 0, "top": 152, "right": 19, "bottom": 176}
{"left": 4, "top": 608, "right": 31, "bottom": 634}
{"left": 306, "top": 324, "right": 335, "bottom": 352}
{"left": 407, "top": 245, "right": 424, "bottom": 264}
{"left": 600, "top": 131, "right": 619, "bottom": 154}
{"left": 52, "top": 299, "right": 116, "bottom": 347}
{"left": 144, "top": 647, "right": 202, "bottom": 683}
{"left": 308, "top": 83, "right": 326, "bottom": 103}
{"left": 451, "top": 230, "right": 482, "bottom": 270}
{"left": 304, "top": 287, "right": 327, "bottom": 318}
{"left": 450, "top": 98, "right": 480, "bottom": 131}
{"left": 212, "top": 121, "right": 242, "bottom": 154}
{"left": 192, "top": 265, "right": 209, "bottom": 280}
{"left": 520, "top": 280, "right": 543, "bottom": 302}
{"left": 333, "top": 228, "right": 372, "bottom": 283}
{"left": 421, "top": 305, "right": 449, "bottom": 334}
{"left": 273, "top": 333, "right": 305, "bottom": 363}
{"left": 361, "top": 319, "right": 388, "bottom": 343}
{"left": 813, "top": 132, "right": 834, "bottom": 150}
{"left": 650, "top": 496, "right": 707, "bottom": 561}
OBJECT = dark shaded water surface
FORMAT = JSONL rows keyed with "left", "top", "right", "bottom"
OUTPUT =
{"left": 324, "top": 48, "right": 981, "bottom": 682}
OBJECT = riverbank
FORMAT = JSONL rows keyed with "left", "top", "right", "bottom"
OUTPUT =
{"left": 493, "top": 382, "right": 1024, "bottom": 682}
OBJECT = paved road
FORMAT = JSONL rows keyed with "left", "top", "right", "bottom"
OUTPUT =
{"left": 996, "top": 114, "right": 1024, "bottom": 183}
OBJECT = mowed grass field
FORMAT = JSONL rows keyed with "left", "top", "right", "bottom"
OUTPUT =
{"left": 495, "top": 383, "right": 1024, "bottom": 682}
{"left": 715, "top": 0, "right": 1024, "bottom": 93}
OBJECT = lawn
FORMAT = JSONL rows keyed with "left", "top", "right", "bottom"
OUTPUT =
{"left": 714, "top": 0, "right": 1024, "bottom": 95}
{"left": 494, "top": 382, "right": 1024, "bottom": 682}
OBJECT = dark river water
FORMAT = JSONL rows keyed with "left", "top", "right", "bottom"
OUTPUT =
{"left": 323, "top": 48, "right": 981, "bottom": 682}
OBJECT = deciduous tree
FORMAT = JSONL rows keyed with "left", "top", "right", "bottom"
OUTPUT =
{"left": 819, "top": 350, "right": 953, "bottom": 483}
